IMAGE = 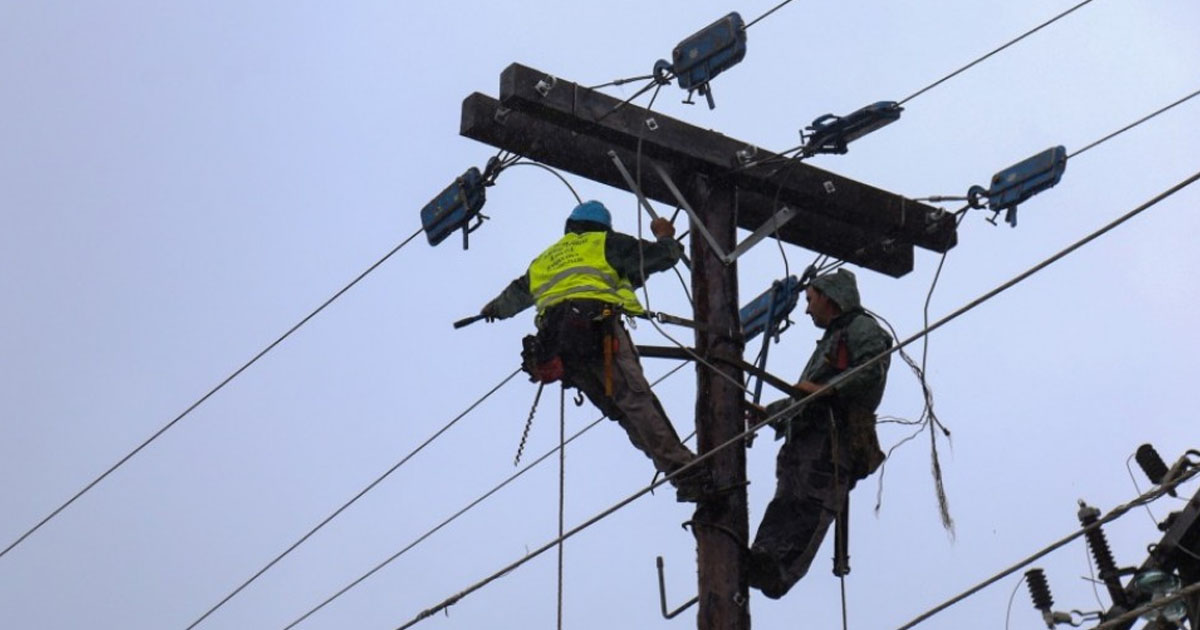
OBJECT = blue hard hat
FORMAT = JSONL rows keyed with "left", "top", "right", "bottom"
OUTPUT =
{"left": 568, "top": 200, "right": 611, "bottom": 227}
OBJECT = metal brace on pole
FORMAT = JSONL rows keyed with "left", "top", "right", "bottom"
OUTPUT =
{"left": 608, "top": 150, "right": 796, "bottom": 264}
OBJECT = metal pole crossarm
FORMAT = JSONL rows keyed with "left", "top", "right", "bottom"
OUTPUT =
{"left": 461, "top": 92, "right": 916, "bottom": 276}
{"left": 494, "top": 64, "right": 957, "bottom": 252}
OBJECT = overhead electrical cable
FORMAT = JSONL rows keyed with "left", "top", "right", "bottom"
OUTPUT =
{"left": 893, "top": 466, "right": 1200, "bottom": 630}
{"left": 898, "top": 0, "right": 1100, "bottom": 105}
{"left": 391, "top": 171, "right": 1200, "bottom": 630}
{"left": 0, "top": 228, "right": 426, "bottom": 562}
{"left": 1068, "top": 87, "right": 1200, "bottom": 159}
{"left": 742, "top": 0, "right": 800, "bottom": 31}
{"left": 185, "top": 367, "right": 522, "bottom": 629}
{"left": 282, "top": 363, "right": 689, "bottom": 629}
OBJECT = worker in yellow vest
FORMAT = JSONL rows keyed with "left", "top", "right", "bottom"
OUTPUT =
{"left": 480, "top": 200, "right": 708, "bottom": 501}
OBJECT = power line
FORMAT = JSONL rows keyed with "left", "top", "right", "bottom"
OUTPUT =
{"left": 894, "top": 466, "right": 1200, "bottom": 630}
{"left": 1069, "top": 87, "right": 1200, "bottom": 159}
{"left": 0, "top": 227, "right": 425, "bottom": 562}
{"left": 282, "top": 363, "right": 689, "bottom": 629}
{"left": 391, "top": 170, "right": 1200, "bottom": 629}
{"left": 743, "top": 0, "right": 799, "bottom": 31}
{"left": 899, "top": 0, "right": 1100, "bottom": 105}
{"left": 184, "top": 367, "right": 522, "bottom": 629}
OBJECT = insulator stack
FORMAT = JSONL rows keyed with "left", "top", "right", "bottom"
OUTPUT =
{"left": 1078, "top": 503, "right": 1118, "bottom": 576}
{"left": 1078, "top": 500, "right": 1130, "bottom": 609}
{"left": 1136, "top": 443, "right": 1169, "bottom": 484}
{"left": 1025, "top": 568, "right": 1054, "bottom": 611}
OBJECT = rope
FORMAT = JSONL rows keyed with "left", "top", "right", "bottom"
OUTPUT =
{"left": 282, "top": 363, "right": 689, "bottom": 629}
{"left": 0, "top": 227, "right": 425, "bottom": 563}
{"left": 556, "top": 385, "right": 566, "bottom": 630}
{"left": 391, "top": 171, "right": 1200, "bottom": 630}
{"left": 184, "top": 367, "right": 522, "bottom": 629}
{"left": 898, "top": 0, "right": 1100, "bottom": 105}
{"left": 514, "top": 383, "right": 544, "bottom": 466}
{"left": 894, "top": 466, "right": 1200, "bottom": 630}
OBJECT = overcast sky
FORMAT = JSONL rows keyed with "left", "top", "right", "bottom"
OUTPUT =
{"left": 2, "top": 2, "right": 1199, "bottom": 629}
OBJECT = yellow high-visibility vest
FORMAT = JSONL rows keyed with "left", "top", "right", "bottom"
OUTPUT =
{"left": 528, "top": 232, "right": 643, "bottom": 315}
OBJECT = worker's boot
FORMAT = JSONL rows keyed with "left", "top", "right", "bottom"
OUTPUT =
{"left": 746, "top": 545, "right": 789, "bottom": 599}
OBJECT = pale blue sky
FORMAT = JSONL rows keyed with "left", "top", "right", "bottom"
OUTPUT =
{"left": 2, "top": 2, "right": 1199, "bottom": 629}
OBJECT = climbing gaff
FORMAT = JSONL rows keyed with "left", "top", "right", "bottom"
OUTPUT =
{"left": 802, "top": 101, "right": 904, "bottom": 156}
{"left": 654, "top": 12, "right": 748, "bottom": 110}
{"left": 967, "top": 145, "right": 1067, "bottom": 227}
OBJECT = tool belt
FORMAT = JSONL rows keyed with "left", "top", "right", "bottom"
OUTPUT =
{"left": 773, "top": 399, "right": 885, "bottom": 481}
{"left": 521, "top": 299, "right": 619, "bottom": 387}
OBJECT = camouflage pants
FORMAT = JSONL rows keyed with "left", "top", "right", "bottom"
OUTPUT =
{"left": 565, "top": 322, "right": 695, "bottom": 475}
{"left": 749, "top": 424, "right": 850, "bottom": 599}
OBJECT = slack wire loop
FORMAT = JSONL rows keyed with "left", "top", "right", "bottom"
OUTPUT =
{"left": 393, "top": 171, "right": 1200, "bottom": 630}
{"left": 0, "top": 227, "right": 425, "bottom": 562}
{"left": 283, "top": 363, "right": 689, "bottom": 629}
{"left": 899, "top": 0, "right": 1099, "bottom": 105}
{"left": 185, "top": 367, "right": 522, "bottom": 629}
{"left": 895, "top": 466, "right": 1200, "bottom": 630}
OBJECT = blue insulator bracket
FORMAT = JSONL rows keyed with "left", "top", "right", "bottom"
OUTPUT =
{"left": 655, "top": 12, "right": 747, "bottom": 110}
{"left": 968, "top": 146, "right": 1067, "bottom": 227}
{"left": 740, "top": 275, "right": 803, "bottom": 343}
{"left": 420, "top": 166, "right": 488, "bottom": 248}
{"left": 803, "top": 101, "right": 903, "bottom": 156}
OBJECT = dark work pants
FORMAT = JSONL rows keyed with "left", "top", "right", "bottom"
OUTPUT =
{"left": 564, "top": 322, "right": 695, "bottom": 475}
{"left": 751, "top": 422, "right": 851, "bottom": 598}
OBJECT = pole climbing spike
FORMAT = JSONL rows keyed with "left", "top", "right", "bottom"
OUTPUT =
{"left": 420, "top": 166, "right": 489, "bottom": 249}
{"left": 967, "top": 146, "right": 1067, "bottom": 227}
{"left": 802, "top": 101, "right": 904, "bottom": 156}
{"left": 654, "top": 12, "right": 747, "bottom": 110}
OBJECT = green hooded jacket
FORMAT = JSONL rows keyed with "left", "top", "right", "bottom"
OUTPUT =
{"left": 800, "top": 268, "right": 891, "bottom": 412}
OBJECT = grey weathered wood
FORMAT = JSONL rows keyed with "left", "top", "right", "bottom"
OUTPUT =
{"left": 461, "top": 92, "right": 915, "bottom": 276}
{"left": 497, "top": 63, "right": 957, "bottom": 255}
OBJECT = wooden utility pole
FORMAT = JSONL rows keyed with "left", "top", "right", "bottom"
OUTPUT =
{"left": 460, "top": 62, "right": 957, "bottom": 630}
{"left": 687, "top": 176, "right": 749, "bottom": 628}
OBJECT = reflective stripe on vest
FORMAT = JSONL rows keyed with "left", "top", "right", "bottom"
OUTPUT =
{"left": 528, "top": 232, "right": 644, "bottom": 315}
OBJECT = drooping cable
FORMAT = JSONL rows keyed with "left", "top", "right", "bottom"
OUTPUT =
{"left": 0, "top": 227, "right": 426, "bottom": 562}
{"left": 391, "top": 171, "right": 1200, "bottom": 630}
{"left": 894, "top": 466, "right": 1200, "bottom": 630}
{"left": 898, "top": 0, "right": 1100, "bottom": 105}
{"left": 282, "top": 363, "right": 689, "bottom": 629}
{"left": 500, "top": 161, "right": 584, "bottom": 204}
{"left": 185, "top": 367, "right": 523, "bottom": 629}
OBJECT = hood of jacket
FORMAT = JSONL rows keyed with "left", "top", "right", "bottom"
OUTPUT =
{"left": 809, "top": 268, "right": 861, "bottom": 313}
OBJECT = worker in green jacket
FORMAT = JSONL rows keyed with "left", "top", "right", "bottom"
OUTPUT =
{"left": 748, "top": 268, "right": 890, "bottom": 598}
{"left": 480, "top": 200, "right": 708, "bottom": 501}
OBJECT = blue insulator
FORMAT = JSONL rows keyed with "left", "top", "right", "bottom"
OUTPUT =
{"left": 740, "top": 276, "right": 802, "bottom": 342}
{"left": 968, "top": 146, "right": 1068, "bottom": 227}
{"left": 803, "top": 101, "right": 904, "bottom": 156}
{"left": 420, "top": 167, "right": 488, "bottom": 248}
{"left": 656, "top": 12, "right": 747, "bottom": 109}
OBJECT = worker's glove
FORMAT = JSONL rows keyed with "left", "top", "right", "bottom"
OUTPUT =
{"left": 764, "top": 398, "right": 798, "bottom": 440}
{"left": 480, "top": 302, "right": 501, "bottom": 322}
{"left": 650, "top": 217, "right": 675, "bottom": 240}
